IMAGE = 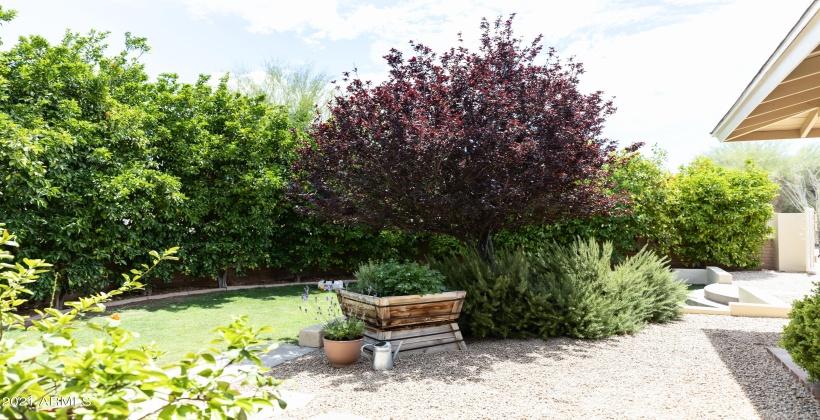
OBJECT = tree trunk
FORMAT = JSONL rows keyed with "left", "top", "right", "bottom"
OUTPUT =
{"left": 217, "top": 269, "right": 228, "bottom": 289}
{"left": 50, "top": 270, "right": 65, "bottom": 310}
{"left": 54, "top": 289, "right": 66, "bottom": 311}
{"left": 478, "top": 229, "right": 497, "bottom": 268}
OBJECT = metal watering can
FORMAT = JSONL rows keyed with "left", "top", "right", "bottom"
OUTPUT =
{"left": 361, "top": 341, "right": 403, "bottom": 371}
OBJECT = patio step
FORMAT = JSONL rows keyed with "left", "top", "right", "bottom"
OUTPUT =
{"left": 685, "top": 289, "right": 729, "bottom": 309}
{"left": 703, "top": 284, "right": 740, "bottom": 304}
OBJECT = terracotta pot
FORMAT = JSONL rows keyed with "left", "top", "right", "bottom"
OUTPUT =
{"left": 323, "top": 337, "right": 364, "bottom": 367}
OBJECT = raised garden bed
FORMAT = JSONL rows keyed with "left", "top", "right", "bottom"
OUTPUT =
{"left": 336, "top": 289, "right": 467, "bottom": 355}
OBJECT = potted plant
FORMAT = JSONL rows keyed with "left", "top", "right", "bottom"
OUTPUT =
{"left": 336, "top": 260, "right": 467, "bottom": 355}
{"left": 300, "top": 286, "right": 365, "bottom": 367}
{"left": 321, "top": 316, "right": 365, "bottom": 367}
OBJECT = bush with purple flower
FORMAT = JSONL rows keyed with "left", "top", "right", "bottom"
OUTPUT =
{"left": 299, "top": 285, "right": 364, "bottom": 341}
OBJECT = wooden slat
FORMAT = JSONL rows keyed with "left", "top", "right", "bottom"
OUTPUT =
{"left": 726, "top": 129, "right": 802, "bottom": 141}
{"left": 727, "top": 125, "right": 820, "bottom": 141}
{"left": 378, "top": 300, "right": 391, "bottom": 328}
{"left": 366, "top": 331, "right": 458, "bottom": 348}
{"left": 737, "top": 103, "right": 814, "bottom": 131}
{"left": 728, "top": 101, "right": 819, "bottom": 141}
{"left": 366, "top": 325, "right": 459, "bottom": 341}
{"left": 367, "top": 322, "right": 460, "bottom": 336}
{"left": 362, "top": 340, "right": 464, "bottom": 356}
{"left": 801, "top": 108, "right": 820, "bottom": 137}
{"left": 784, "top": 55, "right": 820, "bottom": 83}
{"left": 747, "top": 91, "right": 820, "bottom": 119}
{"left": 362, "top": 322, "right": 466, "bottom": 357}
{"left": 337, "top": 290, "right": 466, "bottom": 330}
{"left": 764, "top": 72, "right": 820, "bottom": 103}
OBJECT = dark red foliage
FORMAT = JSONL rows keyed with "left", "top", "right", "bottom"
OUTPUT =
{"left": 292, "top": 15, "right": 637, "bottom": 258}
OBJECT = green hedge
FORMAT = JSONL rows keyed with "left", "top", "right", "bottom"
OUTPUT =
{"left": 494, "top": 155, "right": 777, "bottom": 269}
{"left": 494, "top": 149, "right": 669, "bottom": 260}
{"left": 662, "top": 158, "right": 777, "bottom": 268}
{"left": 431, "top": 238, "right": 687, "bottom": 339}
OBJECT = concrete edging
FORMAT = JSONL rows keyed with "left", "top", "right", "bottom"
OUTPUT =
{"left": 105, "top": 281, "right": 339, "bottom": 307}
{"left": 20, "top": 280, "right": 350, "bottom": 325}
{"left": 767, "top": 347, "right": 820, "bottom": 401}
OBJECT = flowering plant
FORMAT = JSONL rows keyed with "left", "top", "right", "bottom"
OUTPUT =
{"left": 300, "top": 285, "right": 364, "bottom": 341}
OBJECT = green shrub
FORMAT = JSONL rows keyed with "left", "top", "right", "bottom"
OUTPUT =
{"left": 433, "top": 247, "right": 558, "bottom": 338}
{"left": 621, "top": 249, "right": 689, "bottom": 323}
{"left": 299, "top": 285, "right": 364, "bottom": 341}
{"left": 781, "top": 283, "right": 820, "bottom": 382}
{"left": 494, "top": 148, "right": 671, "bottom": 260}
{"left": 352, "top": 260, "right": 447, "bottom": 296}
{"left": 663, "top": 158, "right": 777, "bottom": 268}
{"left": 494, "top": 153, "right": 779, "bottom": 271}
{"left": 531, "top": 238, "right": 645, "bottom": 338}
{"left": 432, "top": 238, "right": 686, "bottom": 339}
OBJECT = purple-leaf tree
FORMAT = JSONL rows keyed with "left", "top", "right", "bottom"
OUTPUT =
{"left": 292, "top": 15, "right": 638, "bottom": 263}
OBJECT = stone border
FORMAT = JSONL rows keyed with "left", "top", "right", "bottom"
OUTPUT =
{"left": 766, "top": 347, "right": 820, "bottom": 401}
{"left": 22, "top": 281, "right": 353, "bottom": 325}
{"left": 106, "top": 281, "right": 340, "bottom": 307}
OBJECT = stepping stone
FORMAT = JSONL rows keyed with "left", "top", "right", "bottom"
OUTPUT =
{"left": 299, "top": 323, "right": 325, "bottom": 348}
{"left": 228, "top": 343, "right": 318, "bottom": 370}
{"left": 218, "top": 342, "right": 319, "bottom": 381}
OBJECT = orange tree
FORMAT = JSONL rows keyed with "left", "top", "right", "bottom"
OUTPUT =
{"left": 292, "top": 16, "right": 637, "bottom": 263}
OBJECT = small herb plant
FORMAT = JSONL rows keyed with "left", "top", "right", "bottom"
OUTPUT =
{"left": 300, "top": 285, "right": 364, "bottom": 341}
{"left": 352, "top": 260, "right": 447, "bottom": 297}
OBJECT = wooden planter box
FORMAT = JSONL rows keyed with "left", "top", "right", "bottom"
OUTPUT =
{"left": 336, "top": 289, "right": 468, "bottom": 356}
{"left": 335, "top": 289, "right": 466, "bottom": 330}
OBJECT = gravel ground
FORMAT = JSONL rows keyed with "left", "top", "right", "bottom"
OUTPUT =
{"left": 264, "top": 314, "right": 820, "bottom": 419}
{"left": 732, "top": 270, "right": 819, "bottom": 303}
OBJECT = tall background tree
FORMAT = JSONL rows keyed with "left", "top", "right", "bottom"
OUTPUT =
{"left": 292, "top": 16, "right": 636, "bottom": 263}
{"left": 701, "top": 141, "right": 820, "bottom": 212}
{"left": 234, "top": 60, "right": 332, "bottom": 131}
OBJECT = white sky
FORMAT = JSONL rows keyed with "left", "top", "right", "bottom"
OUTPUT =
{"left": 2, "top": 0, "right": 817, "bottom": 170}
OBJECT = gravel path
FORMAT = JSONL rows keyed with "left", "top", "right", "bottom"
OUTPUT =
{"left": 264, "top": 314, "right": 820, "bottom": 419}
{"left": 732, "top": 270, "right": 819, "bottom": 303}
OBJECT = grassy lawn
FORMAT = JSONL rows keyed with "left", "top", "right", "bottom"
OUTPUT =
{"left": 9, "top": 285, "right": 332, "bottom": 366}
